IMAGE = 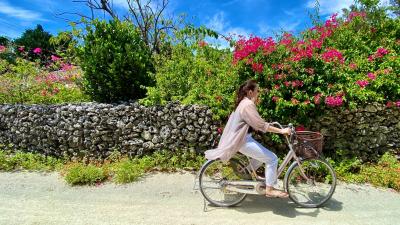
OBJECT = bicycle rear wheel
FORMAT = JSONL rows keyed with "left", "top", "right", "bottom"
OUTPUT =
{"left": 285, "top": 158, "right": 336, "bottom": 208}
{"left": 198, "top": 158, "right": 248, "bottom": 207}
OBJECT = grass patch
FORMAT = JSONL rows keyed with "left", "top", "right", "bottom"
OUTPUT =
{"left": 328, "top": 151, "right": 400, "bottom": 191}
{"left": 0, "top": 150, "right": 64, "bottom": 171}
{"left": 1, "top": 148, "right": 399, "bottom": 190}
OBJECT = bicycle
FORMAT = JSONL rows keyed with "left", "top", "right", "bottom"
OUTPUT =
{"left": 197, "top": 122, "right": 337, "bottom": 208}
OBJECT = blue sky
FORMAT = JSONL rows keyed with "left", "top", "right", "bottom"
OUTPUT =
{"left": 0, "top": 0, "right": 389, "bottom": 40}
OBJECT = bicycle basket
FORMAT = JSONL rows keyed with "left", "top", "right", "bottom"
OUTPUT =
{"left": 293, "top": 131, "right": 324, "bottom": 158}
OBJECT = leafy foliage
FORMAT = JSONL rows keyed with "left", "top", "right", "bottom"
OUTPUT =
{"left": 78, "top": 19, "right": 155, "bottom": 103}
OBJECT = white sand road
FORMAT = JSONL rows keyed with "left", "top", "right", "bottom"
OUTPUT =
{"left": 0, "top": 171, "right": 399, "bottom": 225}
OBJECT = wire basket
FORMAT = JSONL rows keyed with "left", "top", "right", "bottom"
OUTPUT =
{"left": 294, "top": 131, "right": 324, "bottom": 158}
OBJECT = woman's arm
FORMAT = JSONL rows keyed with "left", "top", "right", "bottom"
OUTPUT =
{"left": 240, "top": 102, "right": 288, "bottom": 134}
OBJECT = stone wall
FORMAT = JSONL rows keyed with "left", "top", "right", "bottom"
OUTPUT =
{"left": 310, "top": 102, "right": 400, "bottom": 161}
{"left": 0, "top": 101, "right": 398, "bottom": 161}
{"left": 0, "top": 101, "right": 220, "bottom": 160}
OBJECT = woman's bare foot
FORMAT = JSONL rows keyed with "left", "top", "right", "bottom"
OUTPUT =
{"left": 265, "top": 186, "right": 289, "bottom": 198}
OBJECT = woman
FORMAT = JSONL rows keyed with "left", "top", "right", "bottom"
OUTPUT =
{"left": 205, "top": 79, "right": 291, "bottom": 198}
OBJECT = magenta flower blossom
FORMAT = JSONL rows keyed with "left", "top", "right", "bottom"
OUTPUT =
{"left": 61, "top": 63, "right": 73, "bottom": 71}
{"left": 325, "top": 96, "right": 343, "bottom": 107}
{"left": 251, "top": 63, "right": 263, "bottom": 73}
{"left": 396, "top": 101, "right": 400, "bottom": 107}
{"left": 321, "top": 48, "right": 344, "bottom": 63}
{"left": 18, "top": 46, "right": 25, "bottom": 52}
{"left": 0, "top": 45, "right": 6, "bottom": 53}
{"left": 51, "top": 55, "right": 61, "bottom": 61}
{"left": 33, "top": 48, "right": 42, "bottom": 54}
{"left": 356, "top": 80, "right": 369, "bottom": 88}
{"left": 367, "top": 72, "right": 376, "bottom": 80}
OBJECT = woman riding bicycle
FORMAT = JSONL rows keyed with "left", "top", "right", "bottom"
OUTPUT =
{"left": 205, "top": 79, "right": 291, "bottom": 198}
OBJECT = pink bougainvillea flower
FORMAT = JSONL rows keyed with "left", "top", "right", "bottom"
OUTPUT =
{"left": 251, "top": 63, "right": 263, "bottom": 73}
{"left": 274, "top": 84, "right": 280, "bottom": 90}
{"left": 33, "top": 47, "right": 42, "bottom": 54}
{"left": 304, "top": 99, "right": 311, "bottom": 105}
{"left": 284, "top": 81, "right": 291, "bottom": 87}
{"left": 217, "top": 127, "right": 223, "bottom": 134}
{"left": 321, "top": 48, "right": 344, "bottom": 63}
{"left": 396, "top": 101, "right": 400, "bottom": 107}
{"left": 40, "top": 89, "right": 47, "bottom": 96}
{"left": 313, "top": 93, "right": 322, "bottom": 105}
{"left": 51, "top": 55, "right": 61, "bottom": 61}
{"left": 349, "top": 63, "right": 357, "bottom": 70}
{"left": 18, "top": 46, "right": 24, "bottom": 52}
{"left": 61, "top": 63, "right": 73, "bottom": 71}
{"left": 305, "top": 67, "right": 315, "bottom": 75}
{"left": 356, "top": 80, "right": 369, "bottom": 88}
{"left": 0, "top": 45, "right": 6, "bottom": 53}
{"left": 52, "top": 87, "right": 60, "bottom": 94}
{"left": 386, "top": 101, "right": 393, "bottom": 108}
{"left": 325, "top": 96, "right": 343, "bottom": 107}
{"left": 233, "top": 36, "right": 276, "bottom": 63}
{"left": 291, "top": 98, "right": 300, "bottom": 105}
{"left": 375, "top": 48, "right": 389, "bottom": 57}
{"left": 272, "top": 96, "right": 280, "bottom": 102}
{"left": 348, "top": 11, "right": 367, "bottom": 21}
{"left": 367, "top": 72, "right": 376, "bottom": 80}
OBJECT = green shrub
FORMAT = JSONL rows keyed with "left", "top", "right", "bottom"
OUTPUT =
{"left": 64, "top": 163, "right": 106, "bottom": 185}
{"left": 79, "top": 19, "right": 155, "bottom": 103}
{"left": 141, "top": 26, "right": 239, "bottom": 120}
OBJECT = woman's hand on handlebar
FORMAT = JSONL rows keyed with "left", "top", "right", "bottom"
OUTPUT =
{"left": 280, "top": 127, "right": 291, "bottom": 136}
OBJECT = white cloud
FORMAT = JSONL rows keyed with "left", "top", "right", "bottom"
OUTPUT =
{"left": 306, "top": 0, "right": 354, "bottom": 15}
{"left": 0, "top": 1, "right": 45, "bottom": 21}
{"left": 205, "top": 11, "right": 251, "bottom": 37}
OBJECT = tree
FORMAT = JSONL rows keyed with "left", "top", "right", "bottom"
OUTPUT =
{"left": 71, "top": 0, "right": 179, "bottom": 54}
{"left": 14, "top": 25, "right": 54, "bottom": 60}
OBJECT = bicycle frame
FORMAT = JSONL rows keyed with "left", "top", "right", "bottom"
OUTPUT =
{"left": 224, "top": 122, "right": 311, "bottom": 194}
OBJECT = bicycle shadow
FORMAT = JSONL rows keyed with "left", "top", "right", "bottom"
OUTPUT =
{"left": 207, "top": 195, "right": 343, "bottom": 218}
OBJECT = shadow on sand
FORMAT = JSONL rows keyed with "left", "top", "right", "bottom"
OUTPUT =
{"left": 203, "top": 195, "right": 343, "bottom": 218}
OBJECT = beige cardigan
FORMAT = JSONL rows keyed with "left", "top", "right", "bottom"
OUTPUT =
{"left": 204, "top": 96, "right": 270, "bottom": 162}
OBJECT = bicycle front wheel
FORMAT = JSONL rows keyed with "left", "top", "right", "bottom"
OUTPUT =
{"left": 198, "top": 159, "right": 248, "bottom": 207}
{"left": 285, "top": 158, "right": 337, "bottom": 208}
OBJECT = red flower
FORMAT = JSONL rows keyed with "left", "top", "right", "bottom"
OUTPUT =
{"left": 386, "top": 101, "right": 393, "bottom": 108}
{"left": 217, "top": 127, "right": 223, "bottom": 134}
{"left": 291, "top": 98, "right": 299, "bottom": 105}
{"left": 0, "top": 45, "right": 6, "bottom": 53}
{"left": 252, "top": 63, "right": 263, "bottom": 73}
{"left": 305, "top": 67, "right": 315, "bottom": 75}
{"left": 51, "top": 55, "right": 61, "bottom": 61}
{"left": 367, "top": 72, "right": 376, "bottom": 80}
{"left": 321, "top": 48, "right": 344, "bottom": 63}
{"left": 33, "top": 47, "right": 42, "bottom": 54}
{"left": 396, "top": 101, "right": 400, "bottom": 107}
{"left": 272, "top": 96, "right": 280, "bottom": 102}
{"left": 274, "top": 84, "right": 280, "bottom": 90}
{"left": 304, "top": 99, "right": 311, "bottom": 105}
{"left": 356, "top": 80, "right": 369, "bottom": 88}
{"left": 325, "top": 96, "right": 343, "bottom": 107}
{"left": 349, "top": 63, "right": 357, "bottom": 70}
{"left": 314, "top": 93, "right": 322, "bottom": 105}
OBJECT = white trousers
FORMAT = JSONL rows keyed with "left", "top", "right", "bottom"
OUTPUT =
{"left": 238, "top": 134, "right": 278, "bottom": 187}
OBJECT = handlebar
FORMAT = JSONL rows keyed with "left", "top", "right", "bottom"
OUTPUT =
{"left": 269, "top": 122, "right": 296, "bottom": 144}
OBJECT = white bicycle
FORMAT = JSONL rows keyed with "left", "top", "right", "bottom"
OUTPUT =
{"left": 197, "top": 122, "right": 337, "bottom": 208}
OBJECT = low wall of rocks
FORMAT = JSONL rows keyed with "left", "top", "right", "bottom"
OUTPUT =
{"left": 310, "top": 102, "right": 400, "bottom": 161}
{"left": 0, "top": 101, "right": 398, "bottom": 161}
{"left": 0, "top": 101, "right": 220, "bottom": 160}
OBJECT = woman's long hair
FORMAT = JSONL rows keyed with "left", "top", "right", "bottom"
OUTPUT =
{"left": 234, "top": 79, "right": 258, "bottom": 109}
